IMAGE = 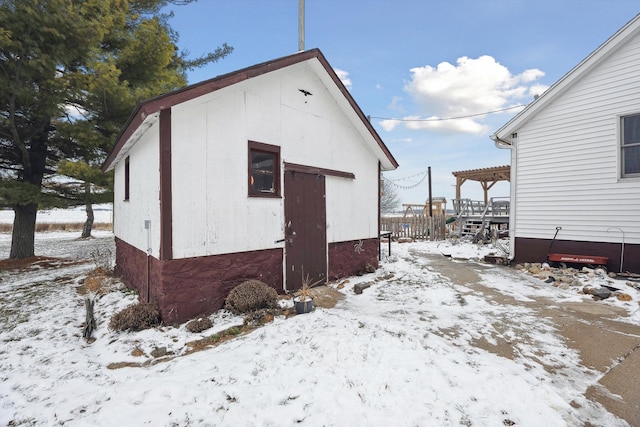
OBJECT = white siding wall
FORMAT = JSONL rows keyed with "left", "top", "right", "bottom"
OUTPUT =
{"left": 170, "top": 62, "right": 380, "bottom": 259}
{"left": 113, "top": 121, "right": 161, "bottom": 257}
{"left": 514, "top": 32, "right": 640, "bottom": 244}
{"left": 325, "top": 120, "right": 380, "bottom": 243}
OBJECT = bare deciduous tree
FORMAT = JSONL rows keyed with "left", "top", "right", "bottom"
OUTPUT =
{"left": 380, "top": 178, "right": 400, "bottom": 214}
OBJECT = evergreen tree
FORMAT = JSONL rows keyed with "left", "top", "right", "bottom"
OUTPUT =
{"left": 0, "top": 0, "right": 232, "bottom": 256}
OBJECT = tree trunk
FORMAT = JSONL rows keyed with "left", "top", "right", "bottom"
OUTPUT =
{"left": 81, "top": 183, "right": 94, "bottom": 238}
{"left": 10, "top": 204, "right": 37, "bottom": 259}
{"left": 9, "top": 125, "right": 48, "bottom": 259}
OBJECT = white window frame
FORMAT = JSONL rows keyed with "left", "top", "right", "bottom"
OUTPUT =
{"left": 620, "top": 113, "right": 640, "bottom": 179}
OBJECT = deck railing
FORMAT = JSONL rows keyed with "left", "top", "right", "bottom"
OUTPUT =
{"left": 453, "top": 197, "right": 510, "bottom": 218}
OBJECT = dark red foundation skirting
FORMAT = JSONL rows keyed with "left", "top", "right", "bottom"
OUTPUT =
{"left": 514, "top": 237, "right": 640, "bottom": 273}
{"left": 328, "top": 238, "right": 379, "bottom": 280}
{"left": 115, "top": 236, "right": 381, "bottom": 324}
{"left": 115, "top": 238, "right": 283, "bottom": 324}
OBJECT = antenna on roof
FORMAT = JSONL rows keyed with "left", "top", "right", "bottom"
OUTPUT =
{"left": 298, "top": 0, "right": 305, "bottom": 51}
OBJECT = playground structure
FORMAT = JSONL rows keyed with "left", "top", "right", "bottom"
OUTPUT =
{"left": 401, "top": 197, "right": 447, "bottom": 218}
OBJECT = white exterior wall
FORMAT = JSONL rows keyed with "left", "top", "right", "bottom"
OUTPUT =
{"left": 113, "top": 120, "right": 162, "bottom": 258}
{"left": 170, "top": 62, "right": 380, "bottom": 259}
{"left": 324, "top": 120, "right": 380, "bottom": 243}
{"left": 512, "top": 32, "right": 640, "bottom": 244}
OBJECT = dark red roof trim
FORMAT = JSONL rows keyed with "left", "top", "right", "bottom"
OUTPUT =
{"left": 102, "top": 48, "right": 398, "bottom": 172}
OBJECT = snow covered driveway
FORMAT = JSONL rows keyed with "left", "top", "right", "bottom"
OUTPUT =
{"left": 0, "top": 233, "right": 636, "bottom": 426}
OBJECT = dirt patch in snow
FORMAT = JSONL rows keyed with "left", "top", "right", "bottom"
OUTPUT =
{"left": 0, "top": 256, "right": 87, "bottom": 272}
{"left": 308, "top": 285, "right": 344, "bottom": 308}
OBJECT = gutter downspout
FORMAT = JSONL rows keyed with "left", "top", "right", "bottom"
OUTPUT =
{"left": 490, "top": 134, "right": 516, "bottom": 262}
{"left": 145, "top": 220, "right": 151, "bottom": 303}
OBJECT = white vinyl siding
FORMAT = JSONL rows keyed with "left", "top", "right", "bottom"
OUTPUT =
{"left": 513, "top": 31, "right": 640, "bottom": 244}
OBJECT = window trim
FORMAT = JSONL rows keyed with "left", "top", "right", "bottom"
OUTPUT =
{"left": 124, "top": 156, "right": 130, "bottom": 201}
{"left": 620, "top": 113, "right": 640, "bottom": 179}
{"left": 248, "top": 141, "right": 281, "bottom": 197}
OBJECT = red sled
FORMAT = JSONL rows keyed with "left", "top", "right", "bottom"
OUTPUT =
{"left": 548, "top": 253, "right": 609, "bottom": 266}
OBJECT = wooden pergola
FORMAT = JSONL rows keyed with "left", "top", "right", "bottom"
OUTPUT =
{"left": 452, "top": 165, "right": 510, "bottom": 204}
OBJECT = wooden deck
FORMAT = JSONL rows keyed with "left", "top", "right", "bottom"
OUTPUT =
{"left": 452, "top": 197, "right": 510, "bottom": 239}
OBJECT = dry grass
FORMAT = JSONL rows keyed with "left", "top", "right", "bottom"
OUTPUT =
{"left": 185, "top": 325, "right": 246, "bottom": 353}
{"left": 0, "top": 222, "right": 113, "bottom": 233}
{"left": 77, "top": 267, "right": 116, "bottom": 296}
{"left": 109, "top": 302, "right": 161, "bottom": 332}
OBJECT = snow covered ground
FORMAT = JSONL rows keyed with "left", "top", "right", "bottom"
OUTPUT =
{"left": 0, "top": 231, "right": 638, "bottom": 426}
{"left": 0, "top": 204, "right": 113, "bottom": 225}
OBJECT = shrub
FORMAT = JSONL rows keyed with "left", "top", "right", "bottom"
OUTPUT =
{"left": 185, "top": 317, "right": 213, "bottom": 333}
{"left": 224, "top": 280, "right": 278, "bottom": 314}
{"left": 109, "top": 302, "right": 161, "bottom": 332}
{"left": 90, "top": 247, "right": 113, "bottom": 271}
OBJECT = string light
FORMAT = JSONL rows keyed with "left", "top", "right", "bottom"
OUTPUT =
{"left": 382, "top": 170, "right": 427, "bottom": 189}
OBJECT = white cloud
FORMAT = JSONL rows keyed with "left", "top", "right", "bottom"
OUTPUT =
{"left": 528, "top": 83, "right": 549, "bottom": 98}
{"left": 380, "top": 116, "right": 488, "bottom": 134}
{"left": 388, "top": 96, "right": 404, "bottom": 112}
{"left": 334, "top": 68, "right": 352, "bottom": 89}
{"left": 390, "top": 55, "right": 545, "bottom": 134}
{"left": 518, "top": 68, "right": 545, "bottom": 83}
{"left": 380, "top": 118, "right": 405, "bottom": 132}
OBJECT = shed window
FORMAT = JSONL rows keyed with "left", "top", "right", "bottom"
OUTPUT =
{"left": 248, "top": 141, "right": 280, "bottom": 197}
{"left": 622, "top": 114, "right": 640, "bottom": 178}
{"left": 124, "top": 156, "right": 130, "bottom": 201}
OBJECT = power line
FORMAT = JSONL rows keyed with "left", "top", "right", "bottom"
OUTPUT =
{"left": 369, "top": 104, "right": 525, "bottom": 122}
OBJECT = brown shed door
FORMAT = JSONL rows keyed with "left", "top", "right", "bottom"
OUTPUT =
{"left": 284, "top": 170, "right": 327, "bottom": 291}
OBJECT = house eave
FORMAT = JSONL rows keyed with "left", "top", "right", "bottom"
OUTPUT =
{"left": 494, "top": 13, "right": 640, "bottom": 140}
{"left": 102, "top": 112, "right": 159, "bottom": 172}
{"left": 490, "top": 134, "right": 513, "bottom": 150}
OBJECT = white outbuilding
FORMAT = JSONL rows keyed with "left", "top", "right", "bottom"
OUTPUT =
{"left": 102, "top": 49, "right": 398, "bottom": 323}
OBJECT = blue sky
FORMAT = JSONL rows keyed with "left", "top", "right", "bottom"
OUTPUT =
{"left": 164, "top": 0, "right": 639, "bottom": 208}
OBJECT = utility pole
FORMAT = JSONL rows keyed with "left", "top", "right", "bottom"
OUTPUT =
{"left": 298, "top": 0, "right": 305, "bottom": 51}
{"left": 428, "top": 166, "right": 433, "bottom": 217}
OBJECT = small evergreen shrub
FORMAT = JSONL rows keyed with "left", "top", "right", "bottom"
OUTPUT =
{"left": 185, "top": 317, "right": 213, "bottom": 333}
{"left": 109, "top": 302, "right": 161, "bottom": 332}
{"left": 224, "top": 280, "right": 278, "bottom": 314}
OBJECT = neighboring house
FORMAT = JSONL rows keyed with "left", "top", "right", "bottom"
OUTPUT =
{"left": 102, "top": 49, "right": 398, "bottom": 324}
{"left": 491, "top": 14, "right": 640, "bottom": 274}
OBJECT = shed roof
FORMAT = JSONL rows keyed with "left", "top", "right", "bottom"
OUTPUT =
{"left": 102, "top": 48, "right": 398, "bottom": 172}
{"left": 493, "top": 13, "right": 640, "bottom": 139}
